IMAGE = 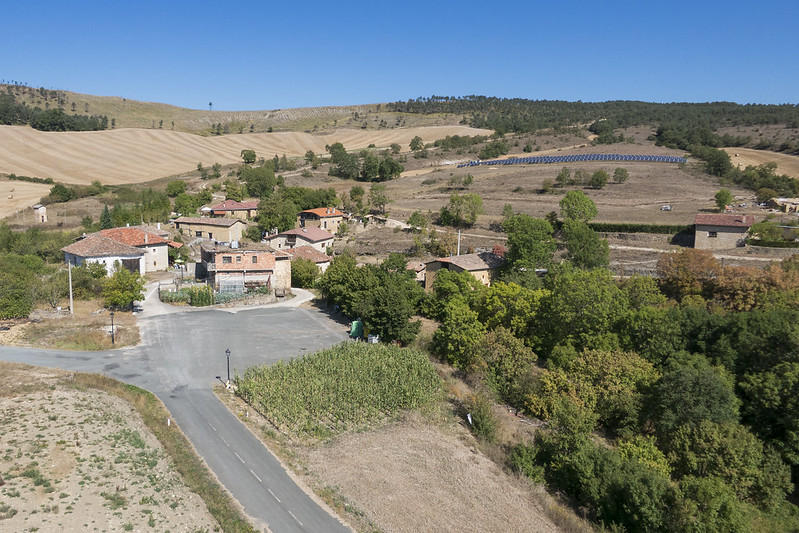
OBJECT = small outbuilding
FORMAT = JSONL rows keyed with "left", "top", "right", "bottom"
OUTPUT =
{"left": 694, "top": 213, "right": 754, "bottom": 250}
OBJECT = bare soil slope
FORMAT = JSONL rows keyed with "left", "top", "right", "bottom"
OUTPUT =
{"left": 0, "top": 362, "right": 217, "bottom": 532}
{"left": 303, "top": 413, "right": 561, "bottom": 533}
{"left": 0, "top": 125, "right": 491, "bottom": 185}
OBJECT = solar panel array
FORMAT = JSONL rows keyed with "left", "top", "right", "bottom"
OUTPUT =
{"left": 457, "top": 154, "right": 687, "bottom": 168}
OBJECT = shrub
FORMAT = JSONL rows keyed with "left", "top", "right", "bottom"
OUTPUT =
{"left": 466, "top": 393, "right": 498, "bottom": 444}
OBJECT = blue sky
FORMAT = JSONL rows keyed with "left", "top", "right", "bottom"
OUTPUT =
{"left": 1, "top": 0, "right": 797, "bottom": 111}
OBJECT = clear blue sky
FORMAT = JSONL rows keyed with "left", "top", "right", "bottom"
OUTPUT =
{"left": 1, "top": 0, "right": 797, "bottom": 111}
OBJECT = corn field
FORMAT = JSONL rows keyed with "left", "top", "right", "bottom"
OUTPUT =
{"left": 236, "top": 342, "right": 440, "bottom": 437}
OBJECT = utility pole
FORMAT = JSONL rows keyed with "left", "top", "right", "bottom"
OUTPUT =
{"left": 67, "top": 260, "right": 74, "bottom": 315}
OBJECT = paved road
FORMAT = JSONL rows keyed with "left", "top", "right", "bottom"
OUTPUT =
{"left": 0, "top": 288, "right": 351, "bottom": 533}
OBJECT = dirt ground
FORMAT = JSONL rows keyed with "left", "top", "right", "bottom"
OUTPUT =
{"left": 0, "top": 362, "right": 217, "bottom": 532}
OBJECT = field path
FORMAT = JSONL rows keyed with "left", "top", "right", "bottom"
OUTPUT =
{"left": 0, "top": 125, "right": 491, "bottom": 186}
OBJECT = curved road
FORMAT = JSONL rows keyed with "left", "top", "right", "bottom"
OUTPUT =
{"left": 0, "top": 285, "right": 351, "bottom": 533}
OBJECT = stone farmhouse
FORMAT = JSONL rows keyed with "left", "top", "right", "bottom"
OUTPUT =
{"left": 694, "top": 213, "right": 754, "bottom": 250}
{"left": 173, "top": 217, "right": 247, "bottom": 242}
{"left": 264, "top": 227, "right": 334, "bottom": 254}
{"left": 205, "top": 199, "right": 259, "bottom": 220}
{"left": 297, "top": 207, "right": 346, "bottom": 234}
{"left": 424, "top": 252, "right": 505, "bottom": 290}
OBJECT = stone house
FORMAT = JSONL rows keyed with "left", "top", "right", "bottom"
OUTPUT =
{"left": 173, "top": 217, "right": 247, "bottom": 242}
{"left": 424, "top": 252, "right": 505, "bottom": 290}
{"left": 694, "top": 213, "right": 754, "bottom": 250}
{"left": 264, "top": 227, "right": 334, "bottom": 254}
{"left": 297, "top": 207, "right": 346, "bottom": 234}
{"left": 97, "top": 227, "right": 170, "bottom": 272}
{"left": 207, "top": 200, "right": 259, "bottom": 220}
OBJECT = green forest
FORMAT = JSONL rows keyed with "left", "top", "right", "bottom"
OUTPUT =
{"left": 0, "top": 91, "right": 108, "bottom": 131}
{"left": 313, "top": 195, "right": 799, "bottom": 532}
{"left": 388, "top": 96, "right": 799, "bottom": 138}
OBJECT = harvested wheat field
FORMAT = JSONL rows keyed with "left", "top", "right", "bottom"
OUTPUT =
{"left": 0, "top": 180, "right": 52, "bottom": 220}
{"left": 0, "top": 125, "right": 491, "bottom": 186}
{"left": 722, "top": 147, "right": 799, "bottom": 179}
{"left": 0, "top": 362, "right": 217, "bottom": 532}
{"left": 302, "top": 413, "right": 561, "bottom": 533}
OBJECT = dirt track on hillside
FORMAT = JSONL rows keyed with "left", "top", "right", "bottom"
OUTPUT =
{"left": 0, "top": 125, "right": 491, "bottom": 186}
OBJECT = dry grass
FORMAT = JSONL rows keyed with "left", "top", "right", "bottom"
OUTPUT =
{"left": 2, "top": 300, "right": 139, "bottom": 351}
{"left": 0, "top": 362, "right": 221, "bottom": 532}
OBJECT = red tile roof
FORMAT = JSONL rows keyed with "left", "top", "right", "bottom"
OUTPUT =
{"left": 284, "top": 245, "right": 330, "bottom": 264}
{"left": 266, "top": 227, "right": 335, "bottom": 243}
{"left": 694, "top": 214, "right": 754, "bottom": 228}
{"left": 209, "top": 200, "right": 259, "bottom": 212}
{"left": 300, "top": 207, "right": 345, "bottom": 218}
{"left": 98, "top": 227, "right": 169, "bottom": 247}
{"left": 62, "top": 234, "right": 144, "bottom": 258}
{"left": 431, "top": 252, "right": 505, "bottom": 271}
{"left": 173, "top": 217, "right": 246, "bottom": 227}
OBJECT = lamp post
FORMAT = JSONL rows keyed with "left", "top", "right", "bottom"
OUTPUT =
{"left": 109, "top": 311, "right": 115, "bottom": 345}
{"left": 225, "top": 348, "right": 231, "bottom": 386}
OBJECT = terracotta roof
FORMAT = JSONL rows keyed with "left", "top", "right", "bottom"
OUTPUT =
{"left": 173, "top": 217, "right": 245, "bottom": 227}
{"left": 266, "top": 227, "right": 335, "bottom": 243}
{"left": 694, "top": 214, "right": 754, "bottom": 228}
{"left": 300, "top": 207, "right": 345, "bottom": 218}
{"left": 433, "top": 252, "right": 505, "bottom": 272}
{"left": 284, "top": 245, "right": 331, "bottom": 264}
{"left": 406, "top": 261, "right": 426, "bottom": 273}
{"left": 209, "top": 199, "right": 259, "bottom": 212}
{"left": 98, "top": 227, "right": 169, "bottom": 247}
{"left": 62, "top": 234, "right": 144, "bottom": 258}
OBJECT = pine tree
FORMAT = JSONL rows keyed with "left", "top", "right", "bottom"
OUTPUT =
{"left": 100, "top": 205, "right": 113, "bottom": 229}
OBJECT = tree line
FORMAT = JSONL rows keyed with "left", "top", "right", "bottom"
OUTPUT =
{"left": 387, "top": 96, "right": 799, "bottom": 136}
{"left": 0, "top": 93, "right": 109, "bottom": 131}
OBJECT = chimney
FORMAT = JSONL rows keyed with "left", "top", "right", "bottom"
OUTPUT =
{"left": 145, "top": 233, "right": 149, "bottom": 244}
{"left": 157, "top": 222, "right": 161, "bottom": 230}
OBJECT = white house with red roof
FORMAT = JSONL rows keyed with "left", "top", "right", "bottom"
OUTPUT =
{"left": 62, "top": 234, "right": 146, "bottom": 276}
{"left": 694, "top": 213, "right": 754, "bottom": 250}
{"left": 264, "top": 227, "right": 334, "bottom": 254}
{"left": 297, "top": 207, "right": 346, "bottom": 233}
{"left": 97, "top": 227, "right": 170, "bottom": 272}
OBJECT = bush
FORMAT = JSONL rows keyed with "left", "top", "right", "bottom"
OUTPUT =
{"left": 466, "top": 393, "right": 498, "bottom": 443}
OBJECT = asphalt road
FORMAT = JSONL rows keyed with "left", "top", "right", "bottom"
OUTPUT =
{"left": 0, "top": 289, "right": 352, "bottom": 533}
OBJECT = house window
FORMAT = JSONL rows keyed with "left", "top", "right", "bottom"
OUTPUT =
{"left": 195, "top": 231, "right": 202, "bottom": 237}
{"left": 708, "top": 231, "right": 718, "bottom": 238}
{"left": 236, "top": 256, "right": 241, "bottom": 262}
{"left": 222, "top": 256, "right": 232, "bottom": 264}
{"left": 252, "top": 256, "right": 258, "bottom": 263}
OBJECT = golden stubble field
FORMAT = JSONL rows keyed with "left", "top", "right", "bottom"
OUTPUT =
{"left": 0, "top": 124, "right": 491, "bottom": 186}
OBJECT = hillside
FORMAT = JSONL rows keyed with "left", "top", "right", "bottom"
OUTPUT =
{"left": 0, "top": 124, "right": 491, "bottom": 185}
{"left": 2, "top": 84, "right": 459, "bottom": 134}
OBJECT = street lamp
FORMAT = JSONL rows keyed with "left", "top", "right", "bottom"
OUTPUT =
{"left": 225, "top": 348, "right": 231, "bottom": 386}
{"left": 110, "top": 311, "right": 115, "bottom": 345}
